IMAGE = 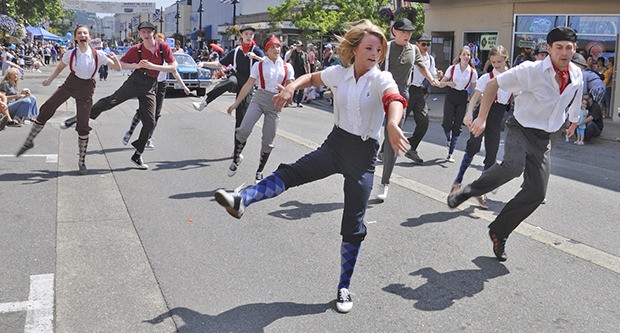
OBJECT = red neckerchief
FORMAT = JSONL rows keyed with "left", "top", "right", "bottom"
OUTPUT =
{"left": 552, "top": 60, "right": 570, "bottom": 94}
{"left": 241, "top": 40, "right": 256, "bottom": 54}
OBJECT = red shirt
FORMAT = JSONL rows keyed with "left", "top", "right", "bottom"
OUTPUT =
{"left": 121, "top": 41, "right": 175, "bottom": 78}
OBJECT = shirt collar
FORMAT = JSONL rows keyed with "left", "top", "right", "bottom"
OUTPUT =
{"left": 263, "top": 56, "right": 282, "bottom": 66}
{"left": 342, "top": 65, "right": 380, "bottom": 82}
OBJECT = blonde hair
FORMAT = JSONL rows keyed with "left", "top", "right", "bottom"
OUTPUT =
{"left": 155, "top": 33, "right": 165, "bottom": 40}
{"left": 3, "top": 67, "right": 20, "bottom": 86}
{"left": 489, "top": 45, "right": 508, "bottom": 60}
{"left": 488, "top": 45, "right": 510, "bottom": 69}
{"left": 335, "top": 19, "right": 387, "bottom": 68}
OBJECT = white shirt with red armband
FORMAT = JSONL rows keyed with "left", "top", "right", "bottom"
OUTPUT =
{"left": 320, "top": 65, "right": 397, "bottom": 141}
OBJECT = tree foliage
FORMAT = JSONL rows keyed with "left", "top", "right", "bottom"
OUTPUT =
{"left": 268, "top": 0, "right": 393, "bottom": 40}
{"left": 4, "top": 0, "right": 68, "bottom": 27}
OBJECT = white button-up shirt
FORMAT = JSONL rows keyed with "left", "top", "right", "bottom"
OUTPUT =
{"left": 321, "top": 65, "right": 397, "bottom": 141}
{"left": 62, "top": 47, "right": 109, "bottom": 80}
{"left": 497, "top": 56, "right": 583, "bottom": 132}
{"left": 250, "top": 57, "right": 294, "bottom": 94}
{"left": 476, "top": 69, "right": 512, "bottom": 105}
{"left": 445, "top": 63, "right": 478, "bottom": 91}
{"left": 411, "top": 53, "right": 438, "bottom": 87}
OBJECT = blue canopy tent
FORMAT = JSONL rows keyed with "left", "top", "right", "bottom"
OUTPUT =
{"left": 26, "top": 26, "right": 62, "bottom": 42}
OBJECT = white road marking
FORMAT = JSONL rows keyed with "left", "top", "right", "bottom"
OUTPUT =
{"left": 275, "top": 127, "right": 620, "bottom": 275}
{"left": 0, "top": 154, "right": 58, "bottom": 163}
{"left": 0, "top": 274, "right": 54, "bottom": 333}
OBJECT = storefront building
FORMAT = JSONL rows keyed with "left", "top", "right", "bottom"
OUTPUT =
{"left": 423, "top": 0, "right": 619, "bottom": 119}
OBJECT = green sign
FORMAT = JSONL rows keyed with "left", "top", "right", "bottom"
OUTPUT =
{"left": 480, "top": 34, "right": 497, "bottom": 50}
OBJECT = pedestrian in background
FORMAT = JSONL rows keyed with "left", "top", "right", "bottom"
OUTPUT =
{"left": 289, "top": 40, "right": 310, "bottom": 107}
{"left": 214, "top": 19, "right": 409, "bottom": 314}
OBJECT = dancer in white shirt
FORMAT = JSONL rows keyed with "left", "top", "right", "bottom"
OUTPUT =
{"left": 225, "top": 35, "right": 294, "bottom": 183}
{"left": 448, "top": 27, "right": 583, "bottom": 262}
{"left": 16, "top": 25, "right": 121, "bottom": 175}
{"left": 214, "top": 20, "right": 409, "bottom": 314}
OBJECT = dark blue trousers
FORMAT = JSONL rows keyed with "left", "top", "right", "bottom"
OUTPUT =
{"left": 275, "top": 126, "right": 378, "bottom": 244}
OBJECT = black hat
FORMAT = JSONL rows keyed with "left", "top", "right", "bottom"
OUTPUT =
{"left": 533, "top": 44, "right": 548, "bottom": 55}
{"left": 239, "top": 26, "right": 256, "bottom": 33}
{"left": 571, "top": 53, "right": 588, "bottom": 67}
{"left": 393, "top": 18, "right": 414, "bottom": 31}
{"left": 416, "top": 33, "right": 431, "bottom": 41}
{"left": 546, "top": 26, "right": 577, "bottom": 45}
{"left": 137, "top": 21, "right": 156, "bottom": 30}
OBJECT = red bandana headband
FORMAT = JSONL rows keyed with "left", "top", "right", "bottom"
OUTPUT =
{"left": 264, "top": 36, "right": 281, "bottom": 52}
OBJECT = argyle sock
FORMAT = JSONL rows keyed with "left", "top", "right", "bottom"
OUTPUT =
{"left": 16, "top": 121, "right": 44, "bottom": 157}
{"left": 78, "top": 137, "right": 89, "bottom": 166}
{"left": 240, "top": 173, "right": 285, "bottom": 206}
{"left": 233, "top": 137, "right": 247, "bottom": 164}
{"left": 444, "top": 130, "right": 451, "bottom": 143}
{"left": 455, "top": 152, "right": 473, "bottom": 184}
{"left": 448, "top": 135, "right": 459, "bottom": 155}
{"left": 337, "top": 242, "right": 361, "bottom": 289}
{"left": 25, "top": 121, "right": 44, "bottom": 145}
{"left": 256, "top": 151, "right": 271, "bottom": 173}
{"left": 127, "top": 112, "right": 140, "bottom": 138}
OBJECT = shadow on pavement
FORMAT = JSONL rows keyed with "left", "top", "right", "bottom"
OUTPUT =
{"left": 382, "top": 256, "right": 510, "bottom": 311}
{"left": 268, "top": 200, "right": 343, "bottom": 220}
{"left": 152, "top": 157, "right": 229, "bottom": 171}
{"left": 144, "top": 301, "right": 332, "bottom": 332}
{"left": 169, "top": 189, "right": 217, "bottom": 200}
{"left": 401, "top": 207, "right": 482, "bottom": 228}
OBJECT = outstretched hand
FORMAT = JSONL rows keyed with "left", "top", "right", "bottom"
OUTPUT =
{"left": 469, "top": 117, "right": 486, "bottom": 137}
{"left": 273, "top": 85, "right": 294, "bottom": 111}
{"left": 386, "top": 122, "right": 410, "bottom": 155}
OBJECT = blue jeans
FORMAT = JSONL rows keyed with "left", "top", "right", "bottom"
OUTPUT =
{"left": 8, "top": 95, "right": 38, "bottom": 118}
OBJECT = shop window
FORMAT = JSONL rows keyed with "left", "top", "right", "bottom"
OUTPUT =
{"left": 569, "top": 16, "right": 620, "bottom": 35}
{"left": 515, "top": 16, "right": 566, "bottom": 34}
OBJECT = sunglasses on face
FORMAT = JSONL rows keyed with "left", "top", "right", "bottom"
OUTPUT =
{"left": 419, "top": 42, "right": 431, "bottom": 47}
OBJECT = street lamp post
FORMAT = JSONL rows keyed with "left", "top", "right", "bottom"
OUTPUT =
{"left": 198, "top": 0, "right": 204, "bottom": 49}
{"left": 175, "top": 1, "right": 180, "bottom": 38}
{"left": 232, "top": 0, "right": 239, "bottom": 27}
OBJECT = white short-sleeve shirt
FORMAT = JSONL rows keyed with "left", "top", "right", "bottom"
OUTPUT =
{"left": 445, "top": 63, "right": 478, "bottom": 91}
{"left": 476, "top": 69, "right": 512, "bottom": 105}
{"left": 320, "top": 65, "right": 397, "bottom": 141}
{"left": 496, "top": 56, "right": 583, "bottom": 132}
{"left": 412, "top": 53, "right": 438, "bottom": 87}
{"left": 62, "top": 47, "right": 109, "bottom": 80}
{"left": 250, "top": 57, "right": 294, "bottom": 94}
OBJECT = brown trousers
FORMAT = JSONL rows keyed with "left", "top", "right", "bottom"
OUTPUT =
{"left": 37, "top": 73, "right": 96, "bottom": 136}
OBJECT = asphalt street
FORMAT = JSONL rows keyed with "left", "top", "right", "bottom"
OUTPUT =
{"left": 0, "top": 65, "right": 619, "bottom": 332}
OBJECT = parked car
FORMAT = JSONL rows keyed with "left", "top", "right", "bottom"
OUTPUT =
{"left": 166, "top": 53, "right": 211, "bottom": 95}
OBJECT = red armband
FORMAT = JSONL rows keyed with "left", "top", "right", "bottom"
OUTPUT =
{"left": 382, "top": 93, "right": 408, "bottom": 115}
